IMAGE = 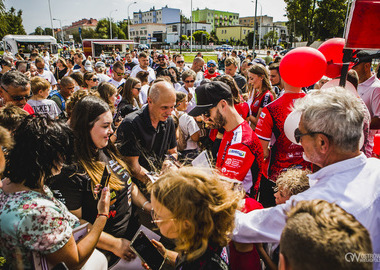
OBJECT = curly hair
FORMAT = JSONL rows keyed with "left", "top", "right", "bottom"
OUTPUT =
{"left": 4, "top": 115, "right": 73, "bottom": 189}
{"left": 274, "top": 168, "right": 311, "bottom": 197}
{"left": 148, "top": 167, "right": 243, "bottom": 261}
{"left": 0, "top": 104, "right": 29, "bottom": 132}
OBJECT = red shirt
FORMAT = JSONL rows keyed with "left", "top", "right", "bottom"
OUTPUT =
{"left": 235, "top": 102, "right": 250, "bottom": 119}
{"left": 255, "top": 92, "right": 311, "bottom": 181}
{"left": 204, "top": 69, "right": 220, "bottom": 79}
{"left": 23, "top": 103, "right": 35, "bottom": 115}
{"left": 216, "top": 121, "right": 264, "bottom": 197}
{"left": 250, "top": 90, "right": 274, "bottom": 117}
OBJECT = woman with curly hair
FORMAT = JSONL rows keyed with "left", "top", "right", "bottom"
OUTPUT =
{"left": 147, "top": 167, "right": 243, "bottom": 269}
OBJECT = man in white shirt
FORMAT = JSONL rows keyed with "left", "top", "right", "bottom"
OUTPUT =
{"left": 94, "top": 61, "right": 111, "bottom": 83}
{"left": 130, "top": 52, "right": 156, "bottom": 83}
{"left": 108, "top": 61, "right": 126, "bottom": 88}
{"left": 233, "top": 88, "right": 380, "bottom": 270}
{"left": 35, "top": 57, "right": 57, "bottom": 90}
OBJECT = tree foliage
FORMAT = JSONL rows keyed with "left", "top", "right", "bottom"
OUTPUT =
{"left": 192, "top": 30, "right": 209, "bottom": 44}
{"left": 285, "top": 0, "right": 347, "bottom": 43}
{"left": 0, "top": 6, "right": 26, "bottom": 39}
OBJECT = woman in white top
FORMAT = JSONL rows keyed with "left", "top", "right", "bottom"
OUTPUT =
{"left": 173, "top": 91, "right": 200, "bottom": 164}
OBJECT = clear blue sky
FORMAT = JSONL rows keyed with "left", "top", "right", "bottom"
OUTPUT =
{"left": 5, "top": 0, "right": 287, "bottom": 34}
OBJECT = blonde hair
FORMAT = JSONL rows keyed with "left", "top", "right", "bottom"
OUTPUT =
{"left": 30, "top": 76, "right": 50, "bottom": 95}
{"left": 148, "top": 167, "right": 243, "bottom": 261}
{"left": 97, "top": 82, "right": 117, "bottom": 115}
{"left": 274, "top": 169, "right": 311, "bottom": 197}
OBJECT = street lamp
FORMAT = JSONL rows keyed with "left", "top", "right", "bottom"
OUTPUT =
{"left": 127, "top": 2, "right": 137, "bottom": 40}
{"left": 190, "top": 0, "right": 193, "bottom": 53}
{"left": 251, "top": 0, "right": 258, "bottom": 53}
{"left": 257, "top": 3, "right": 262, "bottom": 53}
{"left": 47, "top": 0, "right": 55, "bottom": 38}
{"left": 109, "top": 9, "right": 118, "bottom": 39}
{"left": 53, "top": 18, "right": 64, "bottom": 43}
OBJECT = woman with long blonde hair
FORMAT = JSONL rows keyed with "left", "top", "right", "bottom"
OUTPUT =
{"left": 247, "top": 65, "right": 276, "bottom": 129}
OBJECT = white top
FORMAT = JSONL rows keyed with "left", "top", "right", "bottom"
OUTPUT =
{"left": 177, "top": 86, "right": 196, "bottom": 113}
{"left": 139, "top": 84, "right": 150, "bottom": 105}
{"left": 130, "top": 65, "right": 156, "bottom": 83}
{"left": 108, "top": 78, "right": 125, "bottom": 88}
{"left": 233, "top": 153, "right": 380, "bottom": 269}
{"left": 357, "top": 74, "right": 380, "bottom": 119}
{"left": 178, "top": 112, "right": 200, "bottom": 151}
{"left": 36, "top": 70, "right": 57, "bottom": 88}
{"left": 27, "top": 99, "right": 61, "bottom": 119}
{"left": 132, "top": 57, "right": 139, "bottom": 65}
{"left": 97, "top": 73, "right": 111, "bottom": 83}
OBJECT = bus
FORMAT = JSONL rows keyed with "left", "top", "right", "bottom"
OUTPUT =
{"left": 2, "top": 35, "right": 58, "bottom": 56}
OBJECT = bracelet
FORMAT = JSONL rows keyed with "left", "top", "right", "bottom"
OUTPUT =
{"left": 97, "top": 213, "right": 109, "bottom": 219}
{"left": 142, "top": 201, "right": 150, "bottom": 211}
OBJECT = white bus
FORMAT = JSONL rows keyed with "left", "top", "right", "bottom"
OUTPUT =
{"left": 2, "top": 35, "right": 58, "bottom": 56}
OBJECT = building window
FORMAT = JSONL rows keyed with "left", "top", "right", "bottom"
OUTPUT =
{"left": 243, "top": 30, "right": 246, "bottom": 34}
{"left": 140, "top": 30, "right": 143, "bottom": 34}
{"left": 144, "top": 30, "right": 147, "bottom": 34}
{"left": 173, "top": 25, "right": 177, "bottom": 32}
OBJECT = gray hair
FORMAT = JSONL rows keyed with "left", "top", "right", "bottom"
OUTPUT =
{"left": 181, "top": 69, "right": 196, "bottom": 82}
{"left": 149, "top": 80, "right": 174, "bottom": 103}
{"left": 1, "top": 70, "right": 30, "bottom": 90}
{"left": 293, "top": 87, "right": 364, "bottom": 152}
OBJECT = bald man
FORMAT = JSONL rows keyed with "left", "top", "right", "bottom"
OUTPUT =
{"left": 117, "top": 80, "right": 178, "bottom": 184}
{"left": 191, "top": 57, "right": 205, "bottom": 84}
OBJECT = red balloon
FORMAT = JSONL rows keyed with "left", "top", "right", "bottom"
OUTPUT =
{"left": 318, "top": 38, "right": 346, "bottom": 78}
{"left": 279, "top": 47, "right": 327, "bottom": 88}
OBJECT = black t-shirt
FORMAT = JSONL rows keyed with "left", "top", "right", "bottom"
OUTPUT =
{"left": 125, "top": 61, "right": 137, "bottom": 75}
{"left": 117, "top": 99, "right": 138, "bottom": 118}
{"left": 175, "top": 242, "right": 229, "bottom": 270}
{"left": 54, "top": 67, "right": 68, "bottom": 81}
{"left": 155, "top": 66, "right": 167, "bottom": 77}
{"left": 233, "top": 73, "right": 247, "bottom": 93}
{"left": 117, "top": 105, "right": 177, "bottom": 171}
{"left": 49, "top": 149, "right": 136, "bottom": 239}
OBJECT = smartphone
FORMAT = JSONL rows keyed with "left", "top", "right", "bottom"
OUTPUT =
{"left": 100, "top": 165, "right": 111, "bottom": 191}
{"left": 130, "top": 231, "right": 165, "bottom": 270}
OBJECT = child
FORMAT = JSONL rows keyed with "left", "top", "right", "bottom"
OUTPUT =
{"left": 257, "top": 168, "right": 311, "bottom": 270}
{"left": 27, "top": 77, "right": 61, "bottom": 119}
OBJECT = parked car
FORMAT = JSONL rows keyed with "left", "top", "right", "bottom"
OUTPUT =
{"left": 279, "top": 47, "right": 295, "bottom": 56}
{"left": 138, "top": 44, "right": 149, "bottom": 51}
{"left": 215, "top": 44, "right": 233, "bottom": 51}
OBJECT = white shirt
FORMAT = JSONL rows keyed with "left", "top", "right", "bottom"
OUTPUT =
{"left": 233, "top": 153, "right": 380, "bottom": 269}
{"left": 178, "top": 112, "right": 200, "bottom": 150}
{"left": 130, "top": 65, "right": 156, "bottom": 83}
{"left": 177, "top": 86, "right": 196, "bottom": 113}
{"left": 139, "top": 84, "right": 149, "bottom": 105}
{"left": 108, "top": 78, "right": 125, "bottom": 89}
{"left": 97, "top": 73, "right": 111, "bottom": 83}
{"left": 36, "top": 70, "right": 57, "bottom": 89}
{"left": 27, "top": 99, "right": 61, "bottom": 119}
{"left": 357, "top": 74, "right": 380, "bottom": 118}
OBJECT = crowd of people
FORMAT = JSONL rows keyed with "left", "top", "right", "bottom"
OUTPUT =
{"left": 0, "top": 45, "right": 379, "bottom": 270}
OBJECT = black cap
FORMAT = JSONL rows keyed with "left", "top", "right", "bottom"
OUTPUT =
{"left": 188, "top": 81, "right": 232, "bottom": 117}
{"left": 356, "top": 51, "right": 373, "bottom": 64}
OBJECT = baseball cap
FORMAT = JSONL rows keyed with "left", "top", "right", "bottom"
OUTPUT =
{"left": 84, "top": 60, "right": 93, "bottom": 72}
{"left": 158, "top": 54, "right": 165, "bottom": 58}
{"left": 188, "top": 81, "right": 232, "bottom": 117}
{"left": 355, "top": 51, "right": 373, "bottom": 65}
{"left": 252, "top": 58, "right": 266, "bottom": 66}
{"left": 95, "top": 61, "right": 106, "bottom": 68}
{"left": 207, "top": 60, "right": 217, "bottom": 67}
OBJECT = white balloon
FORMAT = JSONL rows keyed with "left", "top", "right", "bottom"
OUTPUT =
{"left": 284, "top": 110, "right": 302, "bottom": 145}
{"left": 321, "top": 79, "right": 359, "bottom": 97}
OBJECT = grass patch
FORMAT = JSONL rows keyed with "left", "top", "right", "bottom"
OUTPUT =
{"left": 183, "top": 52, "right": 218, "bottom": 64}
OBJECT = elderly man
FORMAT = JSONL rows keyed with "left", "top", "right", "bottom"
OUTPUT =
{"left": 0, "top": 70, "right": 34, "bottom": 114}
{"left": 233, "top": 87, "right": 380, "bottom": 270}
{"left": 191, "top": 57, "right": 205, "bottom": 84}
{"left": 117, "top": 80, "right": 178, "bottom": 185}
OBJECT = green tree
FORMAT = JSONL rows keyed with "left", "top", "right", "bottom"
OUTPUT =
{"left": 209, "top": 30, "right": 219, "bottom": 44}
{"left": 180, "top": 35, "right": 188, "bottom": 41}
{"left": 263, "top": 30, "right": 279, "bottom": 47}
{"left": 284, "top": 0, "right": 318, "bottom": 44}
{"left": 313, "top": 0, "right": 347, "bottom": 40}
{"left": 95, "top": 18, "right": 124, "bottom": 39}
{"left": 44, "top": 28, "right": 53, "bottom": 36}
{"left": 34, "top": 26, "right": 44, "bottom": 35}
{"left": 0, "top": 6, "right": 26, "bottom": 39}
{"left": 192, "top": 30, "right": 209, "bottom": 44}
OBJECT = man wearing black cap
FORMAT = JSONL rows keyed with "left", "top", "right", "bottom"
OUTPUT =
{"left": 353, "top": 51, "right": 380, "bottom": 132}
{"left": 155, "top": 54, "right": 168, "bottom": 77}
{"left": 189, "top": 81, "right": 264, "bottom": 198}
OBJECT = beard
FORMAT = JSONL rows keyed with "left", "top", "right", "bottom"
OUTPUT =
{"left": 208, "top": 109, "right": 226, "bottom": 129}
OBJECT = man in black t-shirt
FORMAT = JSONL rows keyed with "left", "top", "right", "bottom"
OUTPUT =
{"left": 154, "top": 54, "right": 168, "bottom": 77}
{"left": 124, "top": 52, "right": 137, "bottom": 76}
{"left": 117, "top": 80, "right": 178, "bottom": 184}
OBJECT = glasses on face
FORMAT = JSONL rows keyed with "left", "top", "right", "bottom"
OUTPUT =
{"left": 208, "top": 65, "right": 216, "bottom": 68}
{"left": 36, "top": 66, "right": 44, "bottom": 70}
{"left": 294, "top": 127, "right": 331, "bottom": 144}
{"left": 134, "top": 87, "right": 141, "bottom": 91}
{"left": 184, "top": 80, "right": 195, "bottom": 83}
{"left": 114, "top": 70, "right": 125, "bottom": 76}
{"left": 1, "top": 85, "right": 32, "bottom": 102}
{"left": 91, "top": 78, "right": 99, "bottom": 82}
{"left": 150, "top": 209, "right": 175, "bottom": 225}
{"left": 177, "top": 61, "right": 184, "bottom": 64}
{"left": 158, "top": 58, "right": 165, "bottom": 61}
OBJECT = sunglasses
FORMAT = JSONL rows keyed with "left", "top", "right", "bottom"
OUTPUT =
{"left": 184, "top": 80, "right": 195, "bottom": 83}
{"left": 91, "top": 78, "right": 99, "bottom": 82}
{"left": 294, "top": 127, "right": 331, "bottom": 144}
{"left": 1, "top": 85, "right": 32, "bottom": 101}
{"left": 36, "top": 66, "right": 44, "bottom": 70}
{"left": 177, "top": 61, "right": 184, "bottom": 64}
{"left": 134, "top": 87, "right": 141, "bottom": 91}
{"left": 158, "top": 58, "right": 165, "bottom": 61}
{"left": 208, "top": 64, "right": 216, "bottom": 68}
{"left": 115, "top": 72, "right": 125, "bottom": 76}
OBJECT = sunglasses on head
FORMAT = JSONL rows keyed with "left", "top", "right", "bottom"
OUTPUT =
{"left": 1, "top": 85, "right": 32, "bottom": 101}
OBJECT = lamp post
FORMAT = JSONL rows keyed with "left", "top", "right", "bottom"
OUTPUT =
{"left": 109, "top": 9, "right": 118, "bottom": 39}
{"left": 251, "top": 0, "right": 258, "bottom": 53}
{"left": 53, "top": 18, "right": 64, "bottom": 43}
{"left": 127, "top": 2, "right": 137, "bottom": 40}
{"left": 190, "top": 0, "right": 193, "bottom": 53}
{"left": 47, "top": 0, "right": 55, "bottom": 38}
{"left": 258, "top": 3, "right": 262, "bottom": 53}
